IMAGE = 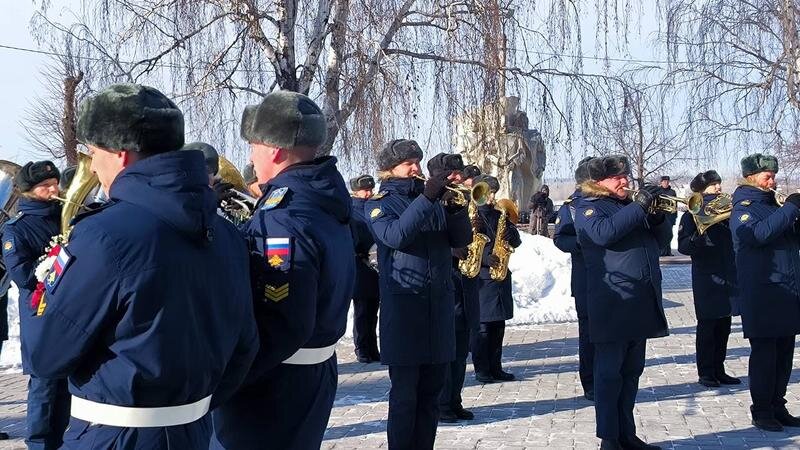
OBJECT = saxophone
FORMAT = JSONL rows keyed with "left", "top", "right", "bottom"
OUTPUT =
{"left": 489, "top": 201, "right": 515, "bottom": 281}
{"left": 458, "top": 201, "right": 490, "bottom": 278}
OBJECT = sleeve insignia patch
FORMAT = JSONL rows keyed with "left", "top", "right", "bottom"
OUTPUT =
{"left": 741, "top": 200, "right": 752, "bottom": 206}
{"left": 555, "top": 217, "right": 561, "bottom": 225}
{"left": 372, "top": 191, "right": 387, "bottom": 200}
{"left": 265, "top": 237, "right": 292, "bottom": 271}
{"left": 583, "top": 209, "right": 594, "bottom": 217}
{"left": 2, "top": 240, "right": 12, "bottom": 252}
{"left": 264, "top": 283, "right": 289, "bottom": 302}
{"left": 261, "top": 187, "right": 289, "bottom": 210}
{"left": 739, "top": 213, "right": 750, "bottom": 223}
{"left": 44, "top": 246, "right": 73, "bottom": 293}
{"left": 370, "top": 208, "right": 383, "bottom": 219}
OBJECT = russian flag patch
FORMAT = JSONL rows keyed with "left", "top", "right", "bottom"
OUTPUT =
{"left": 265, "top": 237, "right": 292, "bottom": 271}
{"left": 45, "top": 246, "right": 73, "bottom": 293}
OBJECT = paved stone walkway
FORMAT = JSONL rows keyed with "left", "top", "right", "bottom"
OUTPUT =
{"left": 1, "top": 264, "right": 800, "bottom": 449}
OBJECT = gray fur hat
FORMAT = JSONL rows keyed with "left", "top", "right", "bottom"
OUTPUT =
{"left": 240, "top": 90, "right": 327, "bottom": 150}
{"left": 586, "top": 154, "right": 631, "bottom": 181}
{"left": 474, "top": 174, "right": 500, "bottom": 193}
{"left": 377, "top": 139, "right": 424, "bottom": 171}
{"left": 77, "top": 83, "right": 184, "bottom": 154}
{"left": 349, "top": 175, "right": 375, "bottom": 191}
{"left": 181, "top": 142, "right": 219, "bottom": 176}
{"left": 741, "top": 153, "right": 779, "bottom": 177}
{"left": 574, "top": 156, "right": 595, "bottom": 184}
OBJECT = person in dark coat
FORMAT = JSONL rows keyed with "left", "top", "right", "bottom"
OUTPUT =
{"left": 553, "top": 156, "right": 595, "bottom": 401}
{"left": 574, "top": 155, "right": 669, "bottom": 450}
{"left": 213, "top": 91, "right": 355, "bottom": 450}
{"left": 429, "top": 154, "right": 479, "bottom": 423}
{"left": 472, "top": 174, "right": 522, "bottom": 384}
{"left": 657, "top": 176, "right": 677, "bottom": 256}
{"left": 366, "top": 141, "right": 472, "bottom": 449}
{"left": 730, "top": 153, "right": 800, "bottom": 432}
{"left": 528, "top": 184, "right": 554, "bottom": 236}
{"left": 677, "top": 170, "right": 741, "bottom": 388}
{"left": 462, "top": 165, "right": 481, "bottom": 188}
{"left": 22, "top": 84, "right": 259, "bottom": 449}
{"left": 1, "top": 160, "right": 69, "bottom": 450}
{"left": 349, "top": 174, "right": 380, "bottom": 363}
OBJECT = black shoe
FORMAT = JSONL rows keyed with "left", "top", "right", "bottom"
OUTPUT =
{"left": 369, "top": 351, "right": 381, "bottom": 361}
{"left": 439, "top": 410, "right": 459, "bottom": 423}
{"left": 584, "top": 390, "right": 595, "bottom": 402}
{"left": 0, "top": 432, "right": 7, "bottom": 440}
{"left": 775, "top": 408, "right": 800, "bottom": 427}
{"left": 475, "top": 372, "right": 498, "bottom": 383}
{"left": 356, "top": 355, "right": 372, "bottom": 363}
{"left": 620, "top": 435, "right": 661, "bottom": 450}
{"left": 600, "top": 439, "right": 623, "bottom": 450}
{"left": 752, "top": 417, "right": 784, "bottom": 432}
{"left": 716, "top": 373, "right": 741, "bottom": 385}
{"left": 491, "top": 370, "right": 516, "bottom": 381}
{"left": 698, "top": 376, "right": 720, "bottom": 387}
{"left": 454, "top": 406, "right": 474, "bottom": 420}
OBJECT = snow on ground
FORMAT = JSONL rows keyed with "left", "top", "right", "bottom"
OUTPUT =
{"left": 1, "top": 284, "right": 21, "bottom": 373}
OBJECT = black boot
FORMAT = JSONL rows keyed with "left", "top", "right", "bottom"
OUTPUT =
{"left": 715, "top": 373, "right": 741, "bottom": 385}
{"left": 751, "top": 406, "right": 784, "bottom": 432}
{"left": 475, "top": 372, "right": 497, "bottom": 383}
{"left": 491, "top": 369, "right": 516, "bottom": 381}
{"left": 0, "top": 432, "right": 7, "bottom": 440}
{"left": 584, "top": 390, "right": 595, "bottom": 402}
{"left": 620, "top": 435, "right": 661, "bottom": 450}
{"left": 600, "top": 439, "right": 623, "bottom": 450}
{"left": 698, "top": 376, "right": 720, "bottom": 388}
{"left": 775, "top": 408, "right": 800, "bottom": 427}
{"left": 454, "top": 405, "right": 474, "bottom": 420}
{"left": 439, "top": 409, "right": 459, "bottom": 423}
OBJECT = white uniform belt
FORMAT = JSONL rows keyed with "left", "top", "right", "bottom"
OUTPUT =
{"left": 70, "top": 395, "right": 211, "bottom": 428}
{"left": 282, "top": 344, "right": 336, "bottom": 365}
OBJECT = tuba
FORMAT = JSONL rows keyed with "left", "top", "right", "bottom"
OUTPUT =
{"left": 458, "top": 182, "right": 492, "bottom": 277}
{"left": 488, "top": 199, "right": 519, "bottom": 281}
{"left": 0, "top": 161, "right": 21, "bottom": 227}
{"left": 691, "top": 193, "right": 732, "bottom": 235}
{"left": 217, "top": 156, "right": 258, "bottom": 224}
{"left": 57, "top": 152, "right": 100, "bottom": 236}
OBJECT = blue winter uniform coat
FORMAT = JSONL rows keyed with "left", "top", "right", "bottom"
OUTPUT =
{"left": 677, "top": 194, "right": 739, "bottom": 320}
{"left": 23, "top": 152, "right": 259, "bottom": 449}
{"left": 574, "top": 185, "right": 669, "bottom": 343}
{"left": 351, "top": 196, "right": 377, "bottom": 301}
{"left": 730, "top": 185, "right": 800, "bottom": 338}
{"left": 453, "top": 262, "right": 480, "bottom": 332}
{"left": 1, "top": 199, "right": 61, "bottom": 372}
{"left": 553, "top": 190, "right": 588, "bottom": 320}
{"left": 366, "top": 177, "right": 472, "bottom": 366}
{"left": 476, "top": 204, "right": 522, "bottom": 322}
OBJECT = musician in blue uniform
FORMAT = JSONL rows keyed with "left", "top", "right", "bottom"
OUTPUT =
{"left": 23, "top": 84, "right": 259, "bottom": 449}
{"left": 574, "top": 155, "right": 669, "bottom": 450}
{"left": 2, "top": 160, "right": 68, "bottom": 449}
{"left": 730, "top": 153, "right": 800, "bottom": 432}
{"left": 367, "top": 142, "right": 472, "bottom": 449}
{"left": 350, "top": 174, "right": 380, "bottom": 363}
{"left": 471, "top": 175, "right": 522, "bottom": 384}
{"left": 677, "top": 170, "right": 741, "bottom": 388}
{"left": 553, "top": 156, "right": 595, "bottom": 401}
{"left": 213, "top": 90, "right": 355, "bottom": 449}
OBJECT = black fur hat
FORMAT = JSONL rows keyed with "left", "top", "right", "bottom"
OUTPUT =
{"left": 474, "top": 174, "right": 500, "bottom": 193}
{"left": 741, "top": 153, "right": 779, "bottom": 177}
{"left": 377, "top": 139, "right": 423, "bottom": 171}
{"left": 243, "top": 163, "right": 257, "bottom": 185}
{"left": 77, "top": 83, "right": 184, "bottom": 154}
{"left": 661, "top": 175, "right": 670, "bottom": 182}
{"left": 349, "top": 174, "right": 375, "bottom": 191}
{"left": 16, "top": 160, "right": 60, "bottom": 192}
{"left": 427, "top": 153, "right": 465, "bottom": 177}
{"left": 574, "top": 156, "right": 595, "bottom": 184}
{"left": 463, "top": 165, "right": 481, "bottom": 180}
{"left": 181, "top": 142, "right": 219, "bottom": 176}
{"left": 689, "top": 170, "right": 722, "bottom": 193}
{"left": 586, "top": 155, "right": 631, "bottom": 181}
{"left": 240, "top": 90, "right": 327, "bottom": 150}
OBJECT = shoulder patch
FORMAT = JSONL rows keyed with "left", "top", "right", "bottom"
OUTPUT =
{"left": 563, "top": 198, "right": 573, "bottom": 204}
{"left": 261, "top": 187, "right": 289, "bottom": 211}
{"left": 740, "top": 200, "right": 751, "bottom": 206}
{"left": 44, "top": 245, "right": 73, "bottom": 294}
{"left": 583, "top": 209, "right": 594, "bottom": 217}
{"left": 2, "top": 238, "right": 13, "bottom": 253}
{"left": 372, "top": 191, "right": 387, "bottom": 200}
{"left": 265, "top": 237, "right": 292, "bottom": 271}
{"left": 739, "top": 213, "right": 750, "bottom": 223}
{"left": 370, "top": 208, "right": 384, "bottom": 220}
{"left": 5, "top": 212, "right": 23, "bottom": 225}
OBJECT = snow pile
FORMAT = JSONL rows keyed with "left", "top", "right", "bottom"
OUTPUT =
{"left": 1, "top": 284, "right": 21, "bottom": 373}
{"left": 508, "top": 233, "right": 577, "bottom": 325}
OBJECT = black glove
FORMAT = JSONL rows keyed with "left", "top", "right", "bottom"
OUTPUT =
{"left": 785, "top": 193, "right": 800, "bottom": 208}
{"left": 452, "top": 247, "right": 469, "bottom": 260}
{"left": 483, "top": 254, "right": 500, "bottom": 267}
{"left": 502, "top": 224, "right": 517, "bottom": 241}
{"left": 423, "top": 172, "right": 450, "bottom": 201}
{"left": 632, "top": 185, "right": 659, "bottom": 212}
{"left": 212, "top": 180, "right": 237, "bottom": 206}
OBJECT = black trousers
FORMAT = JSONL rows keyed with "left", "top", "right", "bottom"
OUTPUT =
{"left": 594, "top": 339, "right": 646, "bottom": 439}
{"left": 695, "top": 316, "right": 731, "bottom": 378}
{"left": 472, "top": 321, "right": 506, "bottom": 376}
{"left": 748, "top": 336, "right": 796, "bottom": 417}
{"left": 352, "top": 265, "right": 380, "bottom": 358}
{"left": 578, "top": 317, "right": 595, "bottom": 395}
{"left": 440, "top": 329, "right": 470, "bottom": 412}
{"left": 387, "top": 363, "right": 447, "bottom": 450}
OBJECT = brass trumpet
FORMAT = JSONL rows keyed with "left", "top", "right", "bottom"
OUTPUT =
{"left": 771, "top": 188, "right": 787, "bottom": 206}
{"left": 624, "top": 188, "right": 703, "bottom": 215}
{"left": 413, "top": 175, "right": 490, "bottom": 207}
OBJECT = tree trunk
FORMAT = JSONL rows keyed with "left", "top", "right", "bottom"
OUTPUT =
{"left": 62, "top": 71, "right": 84, "bottom": 166}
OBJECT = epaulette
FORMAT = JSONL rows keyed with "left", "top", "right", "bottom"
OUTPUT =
{"left": 739, "top": 199, "right": 752, "bottom": 207}
{"left": 371, "top": 191, "right": 388, "bottom": 200}
{"left": 4, "top": 212, "right": 24, "bottom": 226}
{"left": 260, "top": 187, "right": 290, "bottom": 211}
{"left": 563, "top": 197, "right": 573, "bottom": 204}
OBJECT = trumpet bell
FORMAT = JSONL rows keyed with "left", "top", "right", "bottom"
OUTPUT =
{"left": 218, "top": 156, "right": 249, "bottom": 193}
{"left": 470, "top": 181, "right": 491, "bottom": 207}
